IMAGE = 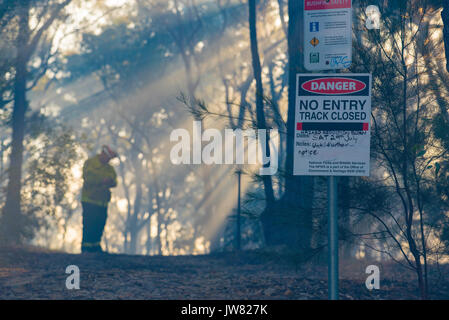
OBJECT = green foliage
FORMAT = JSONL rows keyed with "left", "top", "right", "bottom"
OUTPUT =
{"left": 65, "top": 23, "right": 173, "bottom": 91}
{"left": 20, "top": 116, "right": 81, "bottom": 236}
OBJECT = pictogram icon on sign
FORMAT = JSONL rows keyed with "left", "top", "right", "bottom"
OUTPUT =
{"left": 310, "top": 37, "right": 319, "bottom": 47}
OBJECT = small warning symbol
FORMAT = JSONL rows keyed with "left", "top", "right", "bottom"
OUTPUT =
{"left": 310, "top": 37, "right": 319, "bottom": 47}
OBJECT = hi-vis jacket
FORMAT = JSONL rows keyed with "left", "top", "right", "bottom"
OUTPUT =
{"left": 81, "top": 155, "right": 117, "bottom": 207}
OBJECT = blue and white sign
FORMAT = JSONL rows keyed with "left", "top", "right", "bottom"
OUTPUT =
{"left": 304, "top": 0, "right": 353, "bottom": 71}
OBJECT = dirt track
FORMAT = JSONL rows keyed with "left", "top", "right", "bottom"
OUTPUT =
{"left": 0, "top": 246, "right": 448, "bottom": 300}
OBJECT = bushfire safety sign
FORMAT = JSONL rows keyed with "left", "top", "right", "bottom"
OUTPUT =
{"left": 304, "top": 0, "right": 353, "bottom": 71}
{"left": 294, "top": 74, "right": 372, "bottom": 176}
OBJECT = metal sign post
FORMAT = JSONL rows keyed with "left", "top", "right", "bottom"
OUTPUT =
{"left": 236, "top": 169, "right": 242, "bottom": 251}
{"left": 328, "top": 176, "right": 338, "bottom": 300}
{"left": 294, "top": 73, "right": 371, "bottom": 300}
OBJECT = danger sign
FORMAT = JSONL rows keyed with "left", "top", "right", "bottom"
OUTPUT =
{"left": 294, "top": 74, "right": 372, "bottom": 176}
{"left": 304, "top": 0, "right": 353, "bottom": 71}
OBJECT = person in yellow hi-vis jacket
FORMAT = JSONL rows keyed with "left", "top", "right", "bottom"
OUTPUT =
{"left": 81, "top": 145, "right": 118, "bottom": 253}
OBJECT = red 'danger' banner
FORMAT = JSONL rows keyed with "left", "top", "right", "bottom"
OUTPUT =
{"left": 301, "top": 77, "right": 366, "bottom": 95}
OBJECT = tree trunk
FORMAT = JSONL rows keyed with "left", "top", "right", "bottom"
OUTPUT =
{"left": 248, "top": 0, "right": 276, "bottom": 245}
{"left": 129, "top": 145, "right": 143, "bottom": 255}
{"left": 146, "top": 212, "right": 152, "bottom": 255}
{"left": 267, "top": 0, "right": 314, "bottom": 251}
{"left": 154, "top": 183, "right": 163, "bottom": 255}
{"left": 1, "top": 2, "right": 30, "bottom": 243}
{"left": 442, "top": 1, "right": 449, "bottom": 72}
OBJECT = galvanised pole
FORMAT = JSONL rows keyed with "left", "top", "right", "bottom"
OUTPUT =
{"left": 328, "top": 176, "right": 339, "bottom": 300}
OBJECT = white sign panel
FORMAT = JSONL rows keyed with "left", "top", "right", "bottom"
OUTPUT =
{"left": 294, "top": 74, "right": 372, "bottom": 176}
{"left": 304, "top": 0, "right": 352, "bottom": 71}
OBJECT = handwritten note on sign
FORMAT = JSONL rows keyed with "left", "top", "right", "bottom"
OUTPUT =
{"left": 294, "top": 74, "right": 372, "bottom": 176}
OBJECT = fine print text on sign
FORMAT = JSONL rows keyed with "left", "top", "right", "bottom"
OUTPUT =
{"left": 294, "top": 74, "right": 372, "bottom": 177}
{"left": 304, "top": 0, "right": 352, "bottom": 71}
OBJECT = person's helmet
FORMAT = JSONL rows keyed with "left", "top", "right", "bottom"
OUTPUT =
{"left": 102, "top": 145, "right": 118, "bottom": 159}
